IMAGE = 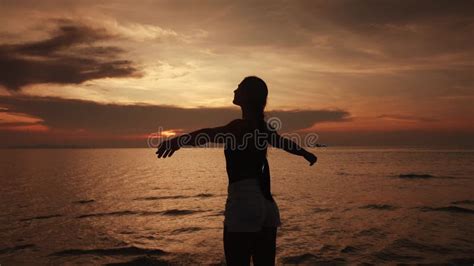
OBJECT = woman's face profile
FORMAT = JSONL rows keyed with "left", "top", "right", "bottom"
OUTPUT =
{"left": 233, "top": 83, "right": 246, "bottom": 106}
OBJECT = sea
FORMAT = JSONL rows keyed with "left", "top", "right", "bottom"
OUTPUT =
{"left": 0, "top": 147, "right": 473, "bottom": 265}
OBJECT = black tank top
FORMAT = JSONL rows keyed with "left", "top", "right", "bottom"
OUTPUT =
{"left": 224, "top": 119, "right": 274, "bottom": 202}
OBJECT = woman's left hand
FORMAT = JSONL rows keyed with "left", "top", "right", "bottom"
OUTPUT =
{"left": 304, "top": 151, "right": 317, "bottom": 166}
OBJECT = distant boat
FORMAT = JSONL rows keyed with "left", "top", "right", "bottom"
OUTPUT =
{"left": 310, "top": 143, "right": 328, "bottom": 148}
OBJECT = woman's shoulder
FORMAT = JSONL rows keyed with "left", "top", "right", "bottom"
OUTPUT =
{"left": 220, "top": 119, "right": 246, "bottom": 135}
{"left": 229, "top": 118, "right": 244, "bottom": 124}
{"left": 231, "top": 119, "right": 274, "bottom": 132}
{"left": 224, "top": 119, "right": 258, "bottom": 133}
{"left": 226, "top": 119, "right": 245, "bottom": 128}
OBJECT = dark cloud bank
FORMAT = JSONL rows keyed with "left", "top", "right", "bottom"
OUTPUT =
{"left": 0, "top": 95, "right": 350, "bottom": 147}
{"left": 0, "top": 20, "right": 140, "bottom": 91}
{"left": 2, "top": 95, "right": 471, "bottom": 148}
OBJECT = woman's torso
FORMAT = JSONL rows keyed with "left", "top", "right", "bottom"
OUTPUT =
{"left": 222, "top": 119, "right": 281, "bottom": 232}
{"left": 224, "top": 119, "right": 268, "bottom": 184}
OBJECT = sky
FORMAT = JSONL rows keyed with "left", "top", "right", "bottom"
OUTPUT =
{"left": 0, "top": 0, "right": 473, "bottom": 147}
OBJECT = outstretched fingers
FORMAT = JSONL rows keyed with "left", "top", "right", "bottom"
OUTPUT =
{"left": 156, "top": 140, "right": 179, "bottom": 158}
{"left": 162, "top": 148, "right": 172, "bottom": 158}
{"left": 156, "top": 144, "right": 168, "bottom": 158}
{"left": 305, "top": 153, "right": 317, "bottom": 166}
{"left": 167, "top": 149, "right": 176, "bottom": 157}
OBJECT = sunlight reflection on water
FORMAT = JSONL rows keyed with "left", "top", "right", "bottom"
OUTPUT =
{"left": 0, "top": 147, "right": 473, "bottom": 265}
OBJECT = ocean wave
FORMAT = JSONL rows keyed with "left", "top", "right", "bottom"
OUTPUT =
{"left": 354, "top": 228, "right": 386, "bottom": 238}
{"left": 49, "top": 246, "right": 167, "bottom": 257}
{"left": 134, "top": 195, "right": 187, "bottom": 201}
{"left": 161, "top": 209, "right": 203, "bottom": 216}
{"left": 0, "top": 244, "right": 35, "bottom": 255}
{"left": 397, "top": 173, "right": 435, "bottom": 179}
{"left": 321, "top": 229, "right": 342, "bottom": 236}
{"left": 280, "top": 253, "right": 346, "bottom": 265}
{"left": 76, "top": 210, "right": 160, "bottom": 218}
{"left": 77, "top": 209, "right": 205, "bottom": 219}
{"left": 372, "top": 238, "right": 455, "bottom": 263}
{"left": 19, "top": 214, "right": 62, "bottom": 221}
{"left": 451, "top": 200, "right": 474, "bottom": 205}
{"left": 390, "top": 238, "right": 453, "bottom": 253}
{"left": 319, "top": 244, "right": 338, "bottom": 253}
{"left": 104, "top": 256, "right": 171, "bottom": 266}
{"left": 419, "top": 206, "right": 474, "bottom": 215}
{"left": 359, "top": 204, "right": 397, "bottom": 210}
{"left": 134, "top": 193, "right": 216, "bottom": 201}
{"left": 336, "top": 172, "right": 350, "bottom": 176}
{"left": 340, "top": 245, "right": 366, "bottom": 254}
{"left": 119, "top": 230, "right": 135, "bottom": 235}
{"left": 313, "top": 207, "right": 332, "bottom": 213}
{"left": 172, "top": 227, "right": 203, "bottom": 233}
{"left": 448, "top": 257, "right": 474, "bottom": 265}
{"left": 372, "top": 250, "right": 423, "bottom": 262}
{"left": 72, "top": 199, "right": 95, "bottom": 204}
{"left": 195, "top": 193, "right": 214, "bottom": 198}
{"left": 203, "top": 210, "right": 225, "bottom": 217}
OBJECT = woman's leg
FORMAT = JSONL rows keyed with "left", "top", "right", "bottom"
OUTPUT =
{"left": 223, "top": 225, "right": 254, "bottom": 266}
{"left": 252, "top": 226, "right": 277, "bottom": 266}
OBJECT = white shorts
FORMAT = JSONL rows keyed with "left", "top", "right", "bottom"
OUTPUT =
{"left": 223, "top": 178, "right": 282, "bottom": 232}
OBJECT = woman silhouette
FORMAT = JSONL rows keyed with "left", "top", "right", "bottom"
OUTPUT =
{"left": 156, "top": 76, "right": 317, "bottom": 265}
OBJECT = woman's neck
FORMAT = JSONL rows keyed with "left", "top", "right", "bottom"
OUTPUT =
{"left": 241, "top": 107, "right": 259, "bottom": 121}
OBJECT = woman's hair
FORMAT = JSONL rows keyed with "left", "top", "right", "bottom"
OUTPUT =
{"left": 240, "top": 76, "right": 268, "bottom": 121}
{"left": 240, "top": 77, "right": 273, "bottom": 201}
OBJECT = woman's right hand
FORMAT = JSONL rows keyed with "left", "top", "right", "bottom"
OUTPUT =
{"left": 156, "top": 137, "right": 180, "bottom": 158}
{"left": 303, "top": 151, "right": 317, "bottom": 166}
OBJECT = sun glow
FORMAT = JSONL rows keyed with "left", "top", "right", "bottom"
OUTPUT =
{"left": 161, "top": 130, "right": 177, "bottom": 137}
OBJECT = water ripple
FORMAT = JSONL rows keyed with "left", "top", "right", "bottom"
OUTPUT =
{"left": 49, "top": 246, "right": 167, "bottom": 257}
{"left": 172, "top": 227, "right": 203, "bottom": 234}
{"left": 104, "top": 256, "right": 171, "bottom": 266}
{"left": 161, "top": 209, "right": 204, "bottom": 216}
{"left": 76, "top": 209, "right": 205, "bottom": 218}
{"left": 72, "top": 199, "right": 95, "bottom": 204}
{"left": 418, "top": 206, "right": 474, "bottom": 215}
{"left": 280, "top": 253, "right": 346, "bottom": 265}
{"left": 134, "top": 193, "right": 216, "bottom": 201}
{"left": 451, "top": 200, "right": 474, "bottom": 205}
{"left": 397, "top": 173, "right": 435, "bottom": 179}
{"left": 20, "top": 214, "right": 62, "bottom": 222}
{"left": 359, "top": 204, "right": 397, "bottom": 210}
{"left": 0, "top": 244, "right": 35, "bottom": 255}
{"left": 313, "top": 207, "right": 332, "bottom": 213}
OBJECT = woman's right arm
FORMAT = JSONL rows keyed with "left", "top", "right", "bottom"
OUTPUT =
{"left": 156, "top": 119, "right": 241, "bottom": 158}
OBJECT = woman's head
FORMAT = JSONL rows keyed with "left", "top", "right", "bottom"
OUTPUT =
{"left": 233, "top": 76, "right": 268, "bottom": 118}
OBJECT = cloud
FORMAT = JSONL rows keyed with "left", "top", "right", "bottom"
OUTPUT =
{"left": 293, "top": 0, "right": 474, "bottom": 60}
{"left": 322, "top": 0, "right": 474, "bottom": 26}
{"left": 2, "top": 95, "right": 471, "bottom": 148}
{"left": 0, "top": 20, "right": 140, "bottom": 91}
{"left": 377, "top": 114, "right": 438, "bottom": 123}
{"left": 267, "top": 110, "right": 351, "bottom": 131}
{"left": 0, "top": 95, "right": 350, "bottom": 145}
{"left": 101, "top": 19, "right": 179, "bottom": 42}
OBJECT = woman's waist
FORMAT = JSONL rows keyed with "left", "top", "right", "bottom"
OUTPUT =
{"left": 227, "top": 177, "right": 263, "bottom": 195}
{"left": 226, "top": 166, "right": 263, "bottom": 179}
